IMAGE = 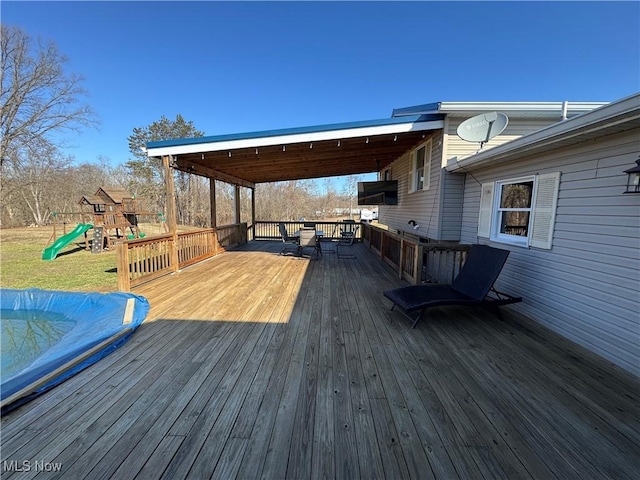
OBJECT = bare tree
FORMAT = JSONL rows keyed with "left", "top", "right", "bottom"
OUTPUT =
{"left": 343, "top": 175, "right": 361, "bottom": 219}
{"left": 1, "top": 141, "right": 72, "bottom": 225}
{"left": 321, "top": 178, "right": 337, "bottom": 218}
{"left": 255, "top": 180, "right": 320, "bottom": 221}
{"left": 0, "top": 24, "right": 96, "bottom": 167}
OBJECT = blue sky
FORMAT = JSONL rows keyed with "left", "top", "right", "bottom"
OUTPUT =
{"left": 4, "top": 1, "right": 640, "bottom": 175}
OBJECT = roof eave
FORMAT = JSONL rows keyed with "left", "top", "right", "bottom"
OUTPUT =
{"left": 147, "top": 118, "right": 444, "bottom": 158}
{"left": 446, "top": 94, "right": 640, "bottom": 172}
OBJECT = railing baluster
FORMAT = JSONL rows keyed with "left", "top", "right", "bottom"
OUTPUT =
{"left": 360, "top": 223, "right": 472, "bottom": 286}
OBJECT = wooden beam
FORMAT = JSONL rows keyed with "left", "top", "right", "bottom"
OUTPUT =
{"left": 174, "top": 159, "right": 255, "bottom": 189}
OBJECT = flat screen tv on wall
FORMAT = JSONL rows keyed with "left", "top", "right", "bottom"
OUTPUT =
{"left": 357, "top": 181, "right": 398, "bottom": 205}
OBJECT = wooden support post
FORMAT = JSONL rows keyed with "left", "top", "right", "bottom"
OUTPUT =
{"left": 413, "top": 245, "right": 423, "bottom": 285}
{"left": 399, "top": 239, "right": 404, "bottom": 279}
{"left": 163, "top": 155, "right": 179, "bottom": 272}
{"left": 116, "top": 243, "right": 131, "bottom": 292}
{"left": 251, "top": 187, "right": 256, "bottom": 241}
{"left": 234, "top": 185, "right": 241, "bottom": 225}
{"left": 209, "top": 177, "right": 217, "bottom": 228}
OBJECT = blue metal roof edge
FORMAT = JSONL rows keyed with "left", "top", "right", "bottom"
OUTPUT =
{"left": 391, "top": 102, "right": 441, "bottom": 117}
{"left": 146, "top": 114, "right": 444, "bottom": 149}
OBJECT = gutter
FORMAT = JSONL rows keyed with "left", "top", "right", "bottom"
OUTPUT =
{"left": 392, "top": 101, "right": 608, "bottom": 118}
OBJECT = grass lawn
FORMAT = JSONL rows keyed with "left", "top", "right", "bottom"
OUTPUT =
{"left": 0, "top": 226, "right": 119, "bottom": 292}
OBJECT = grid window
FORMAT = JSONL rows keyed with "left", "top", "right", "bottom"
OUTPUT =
{"left": 410, "top": 140, "right": 431, "bottom": 192}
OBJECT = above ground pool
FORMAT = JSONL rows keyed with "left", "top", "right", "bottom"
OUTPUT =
{"left": 1, "top": 288, "right": 149, "bottom": 413}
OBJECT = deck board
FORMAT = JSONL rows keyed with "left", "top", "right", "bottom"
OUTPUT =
{"left": 2, "top": 241, "right": 638, "bottom": 479}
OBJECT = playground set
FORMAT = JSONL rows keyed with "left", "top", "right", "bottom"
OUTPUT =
{"left": 42, "top": 187, "right": 165, "bottom": 261}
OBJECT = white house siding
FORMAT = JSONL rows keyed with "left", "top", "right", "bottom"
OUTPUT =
{"left": 458, "top": 128, "right": 640, "bottom": 375}
{"left": 439, "top": 170, "right": 465, "bottom": 240}
{"left": 378, "top": 132, "right": 444, "bottom": 239}
{"left": 436, "top": 118, "right": 562, "bottom": 241}
{"left": 445, "top": 118, "right": 553, "bottom": 164}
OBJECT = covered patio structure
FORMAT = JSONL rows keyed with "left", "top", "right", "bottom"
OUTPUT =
{"left": 150, "top": 113, "right": 443, "bottom": 229}
{"left": 115, "top": 114, "right": 445, "bottom": 291}
{"left": 146, "top": 113, "right": 444, "bottom": 230}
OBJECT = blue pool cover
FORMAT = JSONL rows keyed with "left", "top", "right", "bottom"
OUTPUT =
{"left": 1, "top": 288, "right": 149, "bottom": 413}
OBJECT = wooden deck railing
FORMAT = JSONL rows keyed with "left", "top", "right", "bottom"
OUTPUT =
{"left": 254, "top": 221, "right": 363, "bottom": 241}
{"left": 177, "top": 229, "right": 216, "bottom": 269}
{"left": 117, "top": 221, "right": 469, "bottom": 290}
{"left": 361, "top": 223, "right": 471, "bottom": 285}
{"left": 422, "top": 243, "right": 471, "bottom": 284}
{"left": 117, "top": 223, "right": 247, "bottom": 291}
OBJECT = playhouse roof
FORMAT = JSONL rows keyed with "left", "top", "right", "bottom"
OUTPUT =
{"left": 97, "top": 187, "right": 132, "bottom": 204}
{"left": 79, "top": 195, "right": 106, "bottom": 206}
{"left": 79, "top": 187, "right": 133, "bottom": 206}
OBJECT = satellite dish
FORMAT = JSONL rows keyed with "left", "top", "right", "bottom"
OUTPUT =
{"left": 457, "top": 112, "right": 509, "bottom": 147}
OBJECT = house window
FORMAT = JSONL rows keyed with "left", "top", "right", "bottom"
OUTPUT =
{"left": 478, "top": 172, "right": 561, "bottom": 249}
{"left": 409, "top": 140, "right": 432, "bottom": 193}
{"left": 495, "top": 178, "right": 534, "bottom": 243}
{"left": 95, "top": 204, "right": 106, "bottom": 213}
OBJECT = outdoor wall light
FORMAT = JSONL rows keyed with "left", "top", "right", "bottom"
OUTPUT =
{"left": 623, "top": 157, "right": 640, "bottom": 194}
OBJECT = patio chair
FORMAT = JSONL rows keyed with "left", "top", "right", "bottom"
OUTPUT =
{"left": 337, "top": 225, "right": 359, "bottom": 259}
{"left": 383, "top": 244, "right": 522, "bottom": 328}
{"left": 279, "top": 222, "right": 298, "bottom": 255}
{"left": 317, "top": 223, "right": 339, "bottom": 254}
{"left": 340, "top": 219, "right": 357, "bottom": 241}
{"left": 297, "top": 227, "right": 321, "bottom": 259}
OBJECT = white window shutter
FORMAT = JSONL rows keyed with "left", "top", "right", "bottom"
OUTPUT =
{"left": 530, "top": 172, "right": 561, "bottom": 249}
{"left": 424, "top": 141, "right": 432, "bottom": 190}
{"left": 408, "top": 154, "right": 415, "bottom": 193}
{"left": 477, "top": 182, "right": 494, "bottom": 238}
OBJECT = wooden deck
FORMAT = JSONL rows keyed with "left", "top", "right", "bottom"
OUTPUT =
{"left": 2, "top": 241, "right": 639, "bottom": 479}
